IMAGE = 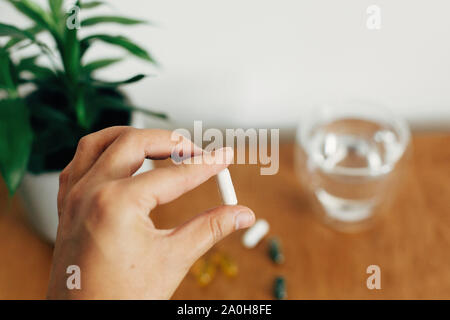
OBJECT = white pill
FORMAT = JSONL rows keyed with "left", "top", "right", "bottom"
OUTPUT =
{"left": 216, "top": 168, "right": 238, "bottom": 205}
{"left": 242, "top": 219, "right": 269, "bottom": 248}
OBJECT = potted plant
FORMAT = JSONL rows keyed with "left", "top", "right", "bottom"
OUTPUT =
{"left": 0, "top": 0, "right": 165, "bottom": 242}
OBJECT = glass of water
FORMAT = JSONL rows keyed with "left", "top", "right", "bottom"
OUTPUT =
{"left": 295, "top": 101, "right": 411, "bottom": 232}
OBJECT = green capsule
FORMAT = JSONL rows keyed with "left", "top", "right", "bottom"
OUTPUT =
{"left": 273, "top": 276, "right": 287, "bottom": 300}
{"left": 268, "top": 238, "right": 284, "bottom": 264}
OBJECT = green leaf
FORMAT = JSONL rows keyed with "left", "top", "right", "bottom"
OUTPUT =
{"left": 0, "top": 23, "right": 51, "bottom": 61}
{"left": 16, "top": 54, "right": 38, "bottom": 67}
{"left": 4, "top": 24, "right": 43, "bottom": 49}
{"left": 0, "top": 49, "right": 17, "bottom": 95}
{"left": 30, "top": 103, "right": 72, "bottom": 124}
{"left": 25, "top": 73, "right": 67, "bottom": 96}
{"left": 20, "top": 64, "right": 55, "bottom": 80}
{"left": 58, "top": 5, "right": 82, "bottom": 82}
{"left": 62, "top": 26, "right": 80, "bottom": 82}
{"left": 0, "top": 24, "right": 53, "bottom": 68}
{"left": 7, "top": 0, "right": 63, "bottom": 60}
{"left": 49, "top": 0, "right": 64, "bottom": 13}
{"left": 79, "top": 1, "right": 107, "bottom": 9}
{"left": 81, "top": 34, "right": 156, "bottom": 63}
{"left": 48, "top": 0, "right": 65, "bottom": 35}
{"left": 6, "top": 0, "right": 55, "bottom": 35}
{"left": 0, "top": 98, "right": 33, "bottom": 195}
{"left": 0, "top": 22, "right": 37, "bottom": 41}
{"left": 49, "top": 0, "right": 64, "bottom": 19}
{"left": 83, "top": 57, "right": 123, "bottom": 73}
{"left": 81, "top": 15, "right": 147, "bottom": 27}
{"left": 89, "top": 74, "right": 147, "bottom": 87}
{"left": 75, "top": 105, "right": 87, "bottom": 128}
{"left": 14, "top": 55, "right": 55, "bottom": 82}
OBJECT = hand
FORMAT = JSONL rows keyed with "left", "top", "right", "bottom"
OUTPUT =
{"left": 47, "top": 127, "right": 255, "bottom": 299}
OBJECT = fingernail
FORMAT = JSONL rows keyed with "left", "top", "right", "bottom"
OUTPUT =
{"left": 234, "top": 210, "right": 255, "bottom": 230}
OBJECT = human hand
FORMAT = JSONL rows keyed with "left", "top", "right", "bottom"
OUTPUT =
{"left": 47, "top": 126, "right": 255, "bottom": 299}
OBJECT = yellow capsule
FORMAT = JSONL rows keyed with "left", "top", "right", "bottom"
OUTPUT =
{"left": 191, "top": 258, "right": 216, "bottom": 287}
{"left": 190, "top": 258, "right": 206, "bottom": 277}
{"left": 219, "top": 254, "right": 238, "bottom": 278}
{"left": 211, "top": 251, "right": 223, "bottom": 265}
{"left": 197, "top": 261, "right": 216, "bottom": 286}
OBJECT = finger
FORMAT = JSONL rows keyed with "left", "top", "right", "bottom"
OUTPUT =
{"left": 68, "top": 126, "right": 129, "bottom": 189}
{"left": 121, "top": 147, "right": 234, "bottom": 211}
{"left": 169, "top": 205, "right": 255, "bottom": 263}
{"left": 89, "top": 128, "right": 202, "bottom": 181}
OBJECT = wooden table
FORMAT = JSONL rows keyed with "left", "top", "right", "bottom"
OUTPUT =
{"left": 1, "top": 133, "right": 450, "bottom": 299}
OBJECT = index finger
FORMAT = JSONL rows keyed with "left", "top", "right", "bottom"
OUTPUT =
{"left": 86, "top": 128, "right": 202, "bottom": 182}
{"left": 121, "top": 147, "right": 234, "bottom": 211}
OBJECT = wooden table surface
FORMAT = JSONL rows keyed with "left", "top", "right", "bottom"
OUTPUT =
{"left": 1, "top": 133, "right": 450, "bottom": 300}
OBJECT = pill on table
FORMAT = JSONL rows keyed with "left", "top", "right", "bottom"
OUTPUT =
{"left": 219, "top": 255, "right": 238, "bottom": 278}
{"left": 190, "top": 258, "right": 206, "bottom": 277}
{"left": 268, "top": 237, "right": 284, "bottom": 264}
{"left": 242, "top": 219, "right": 269, "bottom": 248}
{"left": 216, "top": 168, "right": 238, "bottom": 205}
{"left": 273, "top": 276, "right": 287, "bottom": 300}
{"left": 211, "top": 251, "right": 238, "bottom": 278}
{"left": 197, "top": 263, "right": 216, "bottom": 287}
{"left": 211, "top": 251, "right": 223, "bottom": 265}
{"left": 191, "top": 258, "right": 216, "bottom": 287}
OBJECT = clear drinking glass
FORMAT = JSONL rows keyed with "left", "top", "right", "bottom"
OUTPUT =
{"left": 295, "top": 101, "right": 411, "bottom": 232}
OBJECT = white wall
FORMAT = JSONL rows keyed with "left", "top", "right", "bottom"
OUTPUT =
{"left": 2, "top": 0, "right": 450, "bottom": 130}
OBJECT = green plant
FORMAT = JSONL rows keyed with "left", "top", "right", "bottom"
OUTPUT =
{"left": 0, "top": 0, "right": 166, "bottom": 195}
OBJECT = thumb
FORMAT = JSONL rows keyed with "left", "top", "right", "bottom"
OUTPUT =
{"left": 170, "top": 205, "right": 255, "bottom": 263}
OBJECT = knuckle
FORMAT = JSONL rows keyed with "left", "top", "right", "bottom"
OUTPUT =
{"left": 208, "top": 215, "right": 224, "bottom": 244}
{"left": 110, "top": 125, "right": 127, "bottom": 131}
{"left": 91, "top": 184, "right": 114, "bottom": 212}
{"left": 121, "top": 127, "right": 138, "bottom": 140}
{"left": 76, "top": 135, "right": 91, "bottom": 153}
{"left": 66, "top": 184, "right": 84, "bottom": 207}
{"left": 58, "top": 169, "right": 69, "bottom": 187}
{"left": 91, "top": 189, "right": 106, "bottom": 208}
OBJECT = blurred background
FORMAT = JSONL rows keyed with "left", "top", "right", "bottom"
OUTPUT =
{"left": 2, "top": 0, "right": 450, "bottom": 131}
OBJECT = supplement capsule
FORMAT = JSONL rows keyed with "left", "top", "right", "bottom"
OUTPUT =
{"left": 211, "top": 252, "right": 238, "bottom": 278}
{"left": 191, "top": 258, "right": 216, "bottom": 287}
{"left": 242, "top": 219, "right": 269, "bottom": 248}
{"left": 268, "top": 238, "right": 284, "bottom": 264}
{"left": 216, "top": 168, "right": 238, "bottom": 205}
{"left": 219, "top": 255, "right": 238, "bottom": 278}
{"left": 273, "top": 276, "right": 287, "bottom": 300}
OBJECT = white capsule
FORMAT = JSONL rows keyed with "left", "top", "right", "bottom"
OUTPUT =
{"left": 216, "top": 168, "right": 238, "bottom": 205}
{"left": 242, "top": 219, "right": 269, "bottom": 249}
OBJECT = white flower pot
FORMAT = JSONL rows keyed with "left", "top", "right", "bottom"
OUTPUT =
{"left": 19, "top": 172, "right": 60, "bottom": 243}
{"left": 19, "top": 159, "right": 154, "bottom": 243}
{"left": 18, "top": 112, "right": 156, "bottom": 243}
